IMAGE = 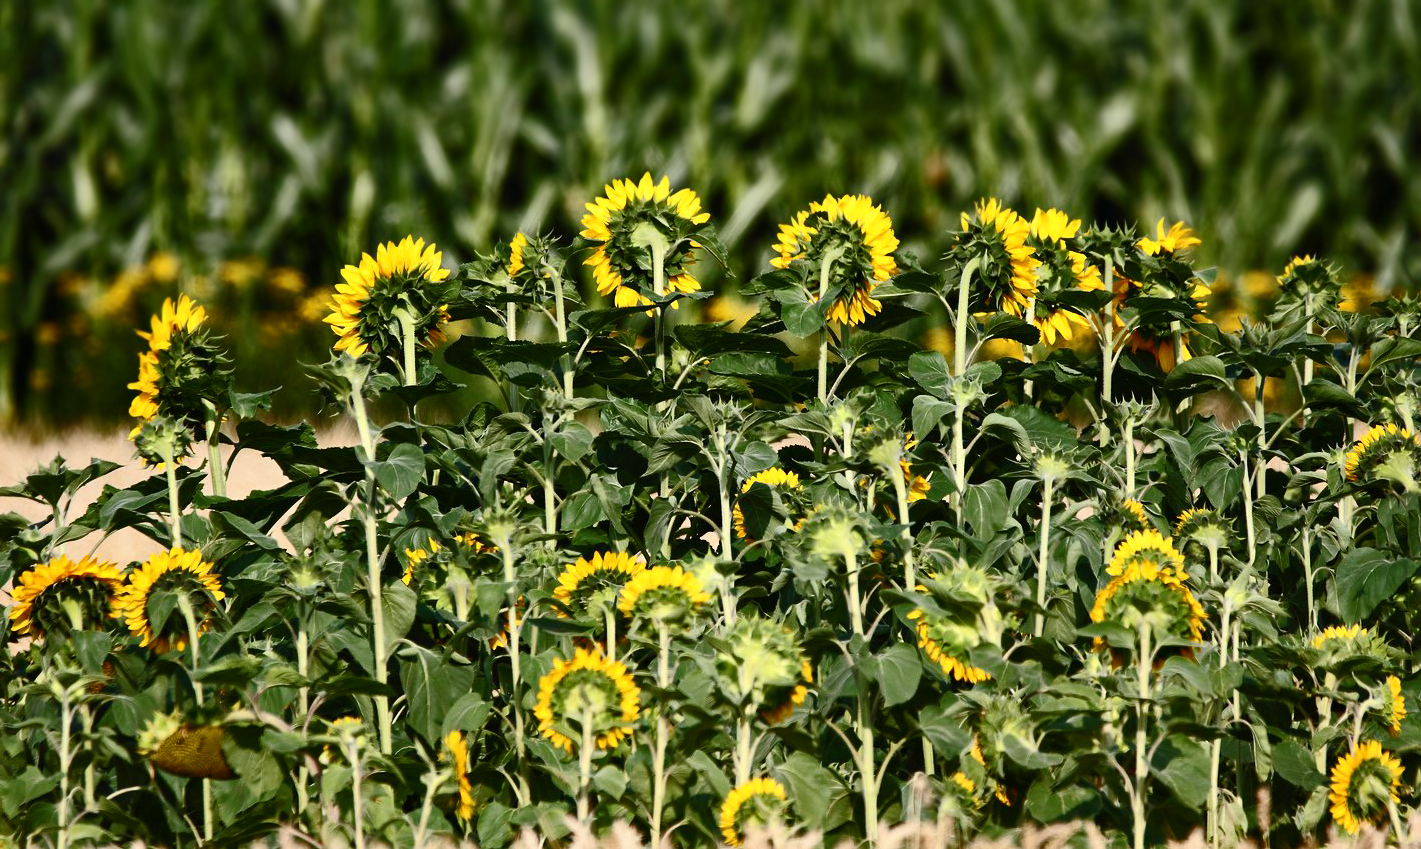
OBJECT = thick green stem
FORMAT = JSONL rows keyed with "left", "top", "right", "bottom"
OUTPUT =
{"left": 350, "top": 387, "right": 391, "bottom": 755}
{"left": 296, "top": 617, "right": 310, "bottom": 814}
{"left": 178, "top": 595, "right": 213, "bottom": 843}
{"left": 859, "top": 686, "right": 879, "bottom": 847}
{"left": 1033, "top": 474, "right": 1055, "bottom": 637}
{"left": 952, "top": 403, "right": 967, "bottom": 519}
{"left": 890, "top": 459, "right": 917, "bottom": 590}
{"left": 1254, "top": 375, "right": 1266, "bottom": 500}
{"left": 817, "top": 247, "right": 844, "bottom": 403}
{"left": 1133, "top": 621, "right": 1152, "bottom": 849}
{"left": 1210, "top": 597, "right": 1232, "bottom": 849}
{"left": 163, "top": 449, "right": 182, "bottom": 549}
{"left": 846, "top": 547, "right": 864, "bottom": 637}
{"left": 577, "top": 708, "right": 595, "bottom": 823}
{"left": 58, "top": 686, "right": 72, "bottom": 849}
{"left": 1208, "top": 542, "right": 1220, "bottom": 586}
{"left": 1124, "top": 417, "right": 1136, "bottom": 498}
{"left": 1240, "top": 449, "right": 1256, "bottom": 568}
{"left": 717, "top": 427, "right": 737, "bottom": 626}
{"left": 651, "top": 625, "right": 671, "bottom": 849}
{"left": 499, "top": 544, "right": 529, "bottom": 798}
{"left": 1302, "top": 527, "right": 1315, "bottom": 633}
{"left": 604, "top": 604, "right": 617, "bottom": 663}
{"left": 398, "top": 311, "right": 417, "bottom": 387}
{"left": 651, "top": 240, "right": 668, "bottom": 385}
{"left": 553, "top": 272, "right": 574, "bottom": 400}
{"left": 348, "top": 742, "right": 366, "bottom": 849}
{"left": 414, "top": 765, "right": 439, "bottom": 849}
{"left": 1102, "top": 260, "right": 1117, "bottom": 410}
{"left": 204, "top": 409, "right": 226, "bottom": 499}
{"left": 954, "top": 258, "right": 979, "bottom": 377}
{"left": 735, "top": 713, "right": 753, "bottom": 786}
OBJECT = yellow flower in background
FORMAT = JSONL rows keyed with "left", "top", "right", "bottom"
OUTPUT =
{"left": 1090, "top": 558, "right": 1206, "bottom": 648}
{"left": 1026, "top": 208, "right": 1103, "bottom": 345}
{"left": 772, "top": 193, "right": 899, "bottom": 326}
{"left": 444, "top": 730, "right": 477, "bottom": 823}
{"left": 1138, "top": 219, "right": 1202, "bottom": 256}
{"left": 760, "top": 660, "right": 814, "bottom": 725}
{"left": 733, "top": 467, "right": 804, "bottom": 540}
{"left": 1344, "top": 423, "right": 1421, "bottom": 489}
{"left": 8, "top": 555, "right": 124, "bottom": 641}
{"left": 1329, "top": 740, "right": 1402, "bottom": 835}
{"left": 324, "top": 235, "right": 451, "bottom": 357}
{"left": 1105, "top": 529, "right": 1187, "bottom": 578}
{"left": 719, "top": 777, "right": 789, "bottom": 846}
{"left": 116, "top": 547, "right": 225, "bottom": 653}
{"left": 617, "top": 565, "right": 712, "bottom": 625}
{"left": 1383, "top": 676, "right": 1406, "bottom": 736}
{"left": 580, "top": 172, "right": 710, "bottom": 309}
{"left": 534, "top": 647, "right": 640, "bottom": 754}
{"left": 552, "top": 551, "right": 647, "bottom": 616}
{"left": 1312, "top": 624, "right": 1366, "bottom": 650}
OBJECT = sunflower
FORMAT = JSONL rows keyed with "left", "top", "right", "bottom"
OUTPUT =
{"left": 733, "top": 467, "right": 805, "bottom": 540}
{"left": 970, "top": 736, "right": 1011, "bottom": 805}
{"left": 719, "top": 777, "right": 789, "bottom": 847}
{"left": 126, "top": 295, "right": 231, "bottom": 460}
{"left": 909, "top": 603, "right": 992, "bottom": 684}
{"left": 716, "top": 616, "right": 812, "bottom": 725}
{"left": 139, "top": 715, "right": 236, "bottom": 781}
{"left": 128, "top": 294, "right": 209, "bottom": 422}
{"left": 1344, "top": 423, "right": 1421, "bottom": 491}
{"left": 8, "top": 555, "right": 124, "bottom": 642}
{"left": 1173, "top": 508, "right": 1233, "bottom": 558}
{"left": 617, "top": 565, "right": 712, "bottom": 627}
{"left": 1138, "top": 219, "right": 1202, "bottom": 256}
{"left": 580, "top": 173, "right": 709, "bottom": 309}
{"left": 507, "top": 232, "right": 528, "bottom": 278}
{"left": 1313, "top": 624, "right": 1367, "bottom": 650}
{"left": 116, "top": 547, "right": 225, "bottom": 652}
{"left": 771, "top": 193, "right": 899, "bottom": 327}
{"left": 444, "top": 730, "right": 477, "bottom": 823}
{"left": 1120, "top": 499, "right": 1150, "bottom": 533}
{"left": 324, "top": 235, "right": 452, "bottom": 358}
{"left": 1329, "top": 740, "right": 1403, "bottom": 835}
{"left": 402, "top": 532, "right": 497, "bottom": 586}
{"left": 946, "top": 198, "right": 1040, "bottom": 318}
{"left": 1105, "top": 529, "right": 1187, "bottom": 578}
{"left": 320, "top": 716, "right": 367, "bottom": 765}
{"left": 1381, "top": 676, "right": 1406, "bottom": 736}
{"left": 1090, "top": 558, "right": 1206, "bottom": 654}
{"left": 534, "top": 647, "right": 640, "bottom": 754}
{"left": 946, "top": 772, "right": 981, "bottom": 812}
{"left": 1025, "top": 208, "right": 1104, "bottom": 345}
{"left": 552, "top": 551, "right": 647, "bottom": 619}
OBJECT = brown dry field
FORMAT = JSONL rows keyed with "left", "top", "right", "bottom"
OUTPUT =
{"left": 0, "top": 425, "right": 356, "bottom": 566}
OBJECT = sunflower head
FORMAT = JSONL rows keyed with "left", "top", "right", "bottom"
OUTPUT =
{"left": 1090, "top": 558, "right": 1206, "bottom": 657}
{"left": 719, "top": 777, "right": 790, "bottom": 847}
{"left": 715, "top": 615, "right": 811, "bottom": 724}
{"left": 1379, "top": 676, "right": 1407, "bottom": 736}
{"left": 733, "top": 467, "right": 806, "bottom": 541}
{"left": 617, "top": 566, "right": 712, "bottom": 628}
{"left": 1311, "top": 624, "right": 1391, "bottom": 667}
{"left": 116, "top": 547, "right": 225, "bottom": 653}
{"left": 1274, "top": 255, "right": 1343, "bottom": 316}
{"left": 533, "top": 647, "right": 640, "bottom": 755}
{"left": 1329, "top": 740, "right": 1403, "bottom": 835}
{"left": 580, "top": 173, "right": 710, "bottom": 309}
{"left": 401, "top": 532, "right": 497, "bottom": 590}
{"left": 1344, "top": 423, "right": 1421, "bottom": 492}
{"left": 320, "top": 716, "right": 367, "bottom": 765}
{"left": 906, "top": 568, "right": 1002, "bottom": 684}
{"left": 1025, "top": 208, "right": 1104, "bottom": 345}
{"left": 1106, "top": 529, "right": 1188, "bottom": 579}
{"left": 1114, "top": 499, "right": 1151, "bottom": 535}
{"left": 1138, "top": 219, "right": 1202, "bottom": 257}
{"left": 443, "top": 730, "right": 477, "bottom": 823}
{"left": 324, "top": 235, "right": 454, "bottom": 360}
{"left": 127, "top": 295, "right": 231, "bottom": 452}
{"left": 771, "top": 193, "right": 898, "bottom": 327}
{"left": 552, "top": 551, "right": 647, "bottom": 621}
{"left": 139, "top": 714, "right": 235, "bottom": 780}
{"left": 8, "top": 555, "right": 124, "bottom": 644}
{"left": 945, "top": 198, "right": 1040, "bottom": 318}
{"left": 1173, "top": 508, "right": 1233, "bottom": 556}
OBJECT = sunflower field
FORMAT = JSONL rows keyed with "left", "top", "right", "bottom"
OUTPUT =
{"left": 3, "top": 174, "right": 1421, "bottom": 849}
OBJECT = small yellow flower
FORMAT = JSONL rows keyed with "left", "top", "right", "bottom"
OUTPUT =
{"left": 907, "top": 592, "right": 991, "bottom": 684}
{"left": 772, "top": 193, "right": 899, "bottom": 326}
{"left": 1312, "top": 624, "right": 1367, "bottom": 650}
{"left": 952, "top": 198, "right": 1040, "bottom": 318}
{"left": 127, "top": 294, "right": 209, "bottom": 422}
{"left": 1026, "top": 208, "right": 1103, "bottom": 345}
{"left": 1329, "top": 740, "right": 1402, "bottom": 835}
{"left": 1383, "top": 676, "right": 1406, "bottom": 736}
{"left": 534, "top": 647, "right": 640, "bottom": 755}
{"left": 8, "top": 555, "right": 124, "bottom": 641}
{"left": 1138, "top": 219, "right": 1202, "bottom": 256}
{"left": 507, "top": 232, "right": 528, "bottom": 278}
{"left": 115, "top": 547, "right": 225, "bottom": 653}
{"left": 719, "top": 777, "right": 789, "bottom": 846}
{"left": 1344, "top": 423, "right": 1421, "bottom": 486}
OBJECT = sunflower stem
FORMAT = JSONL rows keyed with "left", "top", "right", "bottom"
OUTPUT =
{"left": 951, "top": 402, "right": 967, "bottom": 523}
{"left": 890, "top": 453, "right": 916, "bottom": 590}
{"left": 858, "top": 678, "right": 880, "bottom": 847}
{"left": 1124, "top": 416, "right": 1136, "bottom": 499}
{"left": 651, "top": 623, "right": 671, "bottom": 849}
{"left": 577, "top": 707, "right": 595, "bottom": 823}
{"left": 604, "top": 604, "right": 617, "bottom": 663}
{"left": 204, "top": 406, "right": 226, "bottom": 499}
{"left": 1240, "top": 448, "right": 1256, "bottom": 568}
{"left": 348, "top": 738, "right": 366, "bottom": 849}
{"left": 1210, "top": 594, "right": 1232, "bottom": 849}
{"left": 1033, "top": 472, "right": 1056, "bottom": 638}
{"left": 349, "top": 383, "right": 392, "bottom": 756}
{"left": 296, "top": 615, "right": 310, "bottom": 815}
{"left": 1254, "top": 374, "right": 1267, "bottom": 500}
{"left": 735, "top": 712, "right": 753, "bottom": 786}
{"left": 58, "top": 683, "right": 72, "bottom": 849}
{"left": 1133, "top": 620, "right": 1152, "bottom": 849}
{"left": 414, "top": 764, "right": 438, "bottom": 849}
{"left": 1388, "top": 797, "right": 1406, "bottom": 845}
{"left": 845, "top": 546, "right": 864, "bottom": 638}
{"left": 651, "top": 238, "right": 669, "bottom": 387}
{"left": 161, "top": 441, "right": 182, "bottom": 549}
{"left": 716, "top": 423, "right": 737, "bottom": 625}
{"left": 953, "top": 258, "right": 979, "bottom": 377}
{"left": 552, "top": 265, "right": 574, "bottom": 400}
{"left": 817, "top": 247, "right": 844, "bottom": 403}
{"left": 178, "top": 595, "right": 214, "bottom": 843}
{"left": 397, "top": 309, "right": 418, "bottom": 388}
{"left": 1302, "top": 527, "right": 1315, "bottom": 634}
{"left": 1102, "top": 258, "right": 1117, "bottom": 412}
{"left": 496, "top": 541, "right": 532, "bottom": 804}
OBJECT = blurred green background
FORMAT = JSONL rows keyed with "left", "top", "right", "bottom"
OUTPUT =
{"left": 3, "top": 0, "right": 1419, "bottom": 425}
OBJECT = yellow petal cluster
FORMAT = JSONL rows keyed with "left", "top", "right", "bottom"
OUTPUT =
{"left": 115, "top": 547, "right": 225, "bottom": 652}
{"left": 8, "top": 555, "right": 125, "bottom": 640}
{"left": 324, "top": 236, "right": 450, "bottom": 357}
{"left": 534, "top": 647, "right": 641, "bottom": 754}
{"left": 719, "top": 777, "right": 788, "bottom": 846}
{"left": 772, "top": 193, "right": 899, "bottom": 326}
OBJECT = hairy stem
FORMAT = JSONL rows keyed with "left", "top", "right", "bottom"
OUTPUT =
{"left": 953, "top": 258, "right": 979, "bottom": 377}
{"left": 1033, "top": 473, "right": 1056, "bottom": 638}
{"left": 350, "top": 386, "right": 391, "bottom": 755}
